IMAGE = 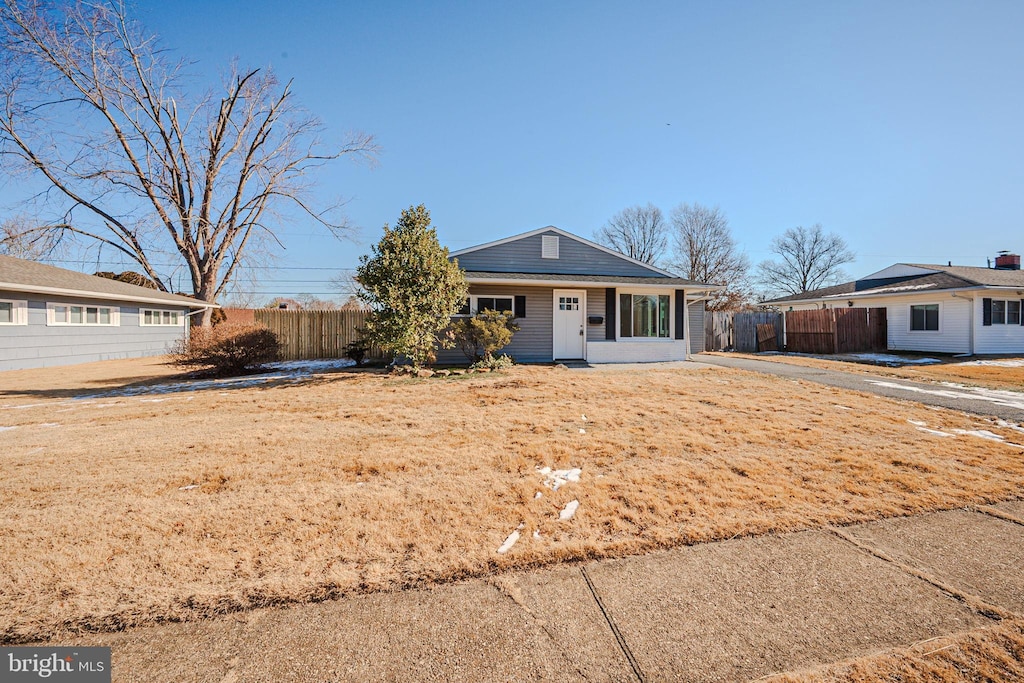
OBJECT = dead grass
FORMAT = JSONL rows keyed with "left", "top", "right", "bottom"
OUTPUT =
{"left": 770, "top": 619, "right": 1024, "bottom": 682}
{"left": 712, "top": 352, "right": 1024, "bottom": 392}
{"left": 2, "top": 358, "right": 1024, "bottom": 643}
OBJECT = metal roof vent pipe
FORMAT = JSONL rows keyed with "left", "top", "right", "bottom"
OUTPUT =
{"left": 994, "top": 252, "right": 1021, "bottom": 270}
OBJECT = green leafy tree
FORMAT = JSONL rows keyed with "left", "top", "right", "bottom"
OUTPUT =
{"left": 356, "top": 205, "right": 468, "bottom": 368}
{"left": 452, "top": 309, "right": 519, "bottom": 363}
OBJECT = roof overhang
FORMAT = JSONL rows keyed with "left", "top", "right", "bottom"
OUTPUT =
{"left": 772, "top": 285, "right": 992, "bottom": 305}
{"left": 0, "top": 281, "right": 219, "bottom": 308}
{"left": 464, "top": 274, "right": 722, "bottom": 291}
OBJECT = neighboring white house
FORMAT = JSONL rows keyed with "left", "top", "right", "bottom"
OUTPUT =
{"left": 765, "top": 253, "right": 1024, "bottom": 356}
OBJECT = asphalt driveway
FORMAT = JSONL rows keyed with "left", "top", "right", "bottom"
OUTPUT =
{"left": 693, "top": 353, "right": 1024, "bottom": 422}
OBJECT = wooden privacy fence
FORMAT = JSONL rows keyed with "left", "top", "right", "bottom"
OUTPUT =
{"left": 704, "top": 311, "right": 784, "bottom": 352}
{"left": 785, "top": 307, "right": 887, "bottom": 354}
{"left": 254, "top": 309, "right": 383, "bottom": 361}
{"left": 705, "top": 311, "right": 734, "bottom": 352}
{"left": 704, "top": 307, "right": 887, "bottom": 354}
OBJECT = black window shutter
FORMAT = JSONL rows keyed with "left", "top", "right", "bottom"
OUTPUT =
{"left": 605, "top": 288, "right": 616, "bottom": 340}
{"left": 1020, "top": 300, "right": 1024, "bottom": 326}
{"left": 674, "top": 290, "right": 685, "bottom": 339}
{"left": 513, "top": 295, "right": 526, "bottom": 318}
{"left": 982, "top": 298, "right": 992, "bottom": 326}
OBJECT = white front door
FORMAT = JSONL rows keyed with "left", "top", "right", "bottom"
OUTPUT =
{"left": 553, "top": 289, "right": 586, "bottom": 359}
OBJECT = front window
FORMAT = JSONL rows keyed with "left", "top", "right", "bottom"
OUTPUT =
{"left": 141, "top": 309, "right": 182, "bottom": 326}
{"left": 910, "top": 304, "right": 939, "bottom": 331}
{"left": 456, "top": 295, "right": 514, "bottom": 316}
{"left": 991, "top": 300, "right": 1020, "bottom": 325}
{"left": 0, "top": 300, "right": 27, "bottom": 325}
{"left": 48, "top": 303, "right": 118, "bottom": 326}
{"left": 619, "top": 293, "right": 670, "bottom": 338}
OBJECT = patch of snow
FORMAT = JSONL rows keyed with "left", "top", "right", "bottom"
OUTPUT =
{"left": 996, "top": 419, "right": 1024, "bottom": 434}
{"left": 559, "top": 500, "right": 580, "bottom": 521}
{"left": 534, "top": 491, "right": 543, "bottom": 499}
{"left": 950, "top": 429, "right": 1024, "bottom": 447}
{"left": 140, "top": 398, "right": 167, "bottom": 403}
{"left": 538, "top": 466, "right": 582, "bottom": 490}
{"left": 916, "top": 427, "right": 954, "bottom": 437}
{"left": 907, "top": 419, "right": 928, "bottom": 426}
{"left": 847, "top": 353, "right": 941, "bottom": 366}
{"left": 581, "top": 414, "right": 587, "bottom": 422}
{"left": 72, "top": 358, "right": 357, "bottom": 401}
{"left": 37, "top": 423, "right": 60, "bottom": 428}
{"left": 0, "top": 425, "right": 17, "bottom": 432}
{"left": 579, "top": 428, "right": 586, "bottom": 434}
{"left": 178, "top": 484, "right": 199, "bottom": 491}
{"left": 866, "top": 380, "right": 1024, "bottom": 411}
{"left": 496, "top": 529, "right": 521, "bottom": 554}
{"left": 533, "top": 530, "right": 542, "bottom": 540}
{"left": 833, "top": 405, "right": 852, "bottom": 410}
{"left": 960, "top": 358, "right": 1024, "bottom": 368}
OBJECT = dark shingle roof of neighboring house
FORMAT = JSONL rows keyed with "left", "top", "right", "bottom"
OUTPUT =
{"left": 464, "top": 271, "right": 718, "bottom": 288}
{"left": 907, "top": 264, "right": 1024, "bottom": 287}
{"left": 0, "top": 254, "right": 216, "bottom": 307}
{"left": 764, "top": 264, "right": 1020, "bottom": 305}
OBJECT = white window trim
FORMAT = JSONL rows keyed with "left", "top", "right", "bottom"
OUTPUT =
{"left": 46, "top": 302, "right": 121, "bottom": 327}
{"left": 616, "top": 289, "right": 675, "bottom": 342}
{"left": 0, "top": 299, "right": 28, "bottom": 325}
{"left": 140, "top": 308, "right": 185, "bottom": 326}
{"left": 908, "top": 302, "right": 941, "bottom": 333}
{"left": 989, "top": 299, "right": 1021, "bottom": 326}
{"left": 454, "top": 294, "right": 517, "bottom": 317}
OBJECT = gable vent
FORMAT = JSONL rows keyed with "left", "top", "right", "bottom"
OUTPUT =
{"left": 541, "top": 235, "right": 559, "bottom": 259}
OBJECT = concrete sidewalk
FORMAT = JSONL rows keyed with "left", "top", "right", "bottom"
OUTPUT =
{"left": 59, "top": 503, "right": 1024, "bottom": 682}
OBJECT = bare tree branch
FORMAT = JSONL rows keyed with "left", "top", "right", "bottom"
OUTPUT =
{"left": 756, "top": 224, "right": 855, "bottom": 297}
{"left": 668, "top": 203, "right": 751, "bottom": 310}
{"left": 0, "top": 0, "right": 378, "bottom": 324}
{"left": 593, "top": 203, "right": 667, "bottom": 266}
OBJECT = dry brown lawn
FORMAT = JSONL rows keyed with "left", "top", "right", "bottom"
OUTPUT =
{"left": 771, "top": 618, "right": 1024, "bottom": 682}
{"left": 712, "top": 351, "right": 1024, "bottom": 392}
{"left": 1, "top": 357, "right": 1024, "bottom": 644}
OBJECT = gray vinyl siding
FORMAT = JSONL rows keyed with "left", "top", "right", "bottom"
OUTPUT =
{"left": 585, "top": 288, "right": 606, "bottom": 342}
{"left": 0, "top": 292, "right": 189, "bottom": 371}
{"left": 454, "top": 231, "right": 665, "bottom": 277}
{"left": 436, "top": 285, "right": 555, "bottom": 364}
{"left": 688, "top": 301, "right": 705, "bottom": 354}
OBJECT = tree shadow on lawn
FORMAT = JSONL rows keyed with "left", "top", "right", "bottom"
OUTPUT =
{"left": 0, "top": 364, "right": 381, "bottom": 402}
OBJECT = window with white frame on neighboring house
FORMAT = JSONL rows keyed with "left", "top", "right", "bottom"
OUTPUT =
{"left": 47, "top": 303, "right": 119, "bottom": 326}
{"left": 140, "top": 309, "right": 183, "bottom": 326}
{"left": 619, "top": 293, "right": 670, "bottom": 338}
{"left": 910, "top": 304, "right": 939, "bottom": 331}
{"left": 0, "top": 299, "right": 28, "bottom": 325}
{"left": 991, "top": 300, "right": 1021, "bottom": 325}
{"left": 456, "top": 295, "right": 515, "bottom": 316}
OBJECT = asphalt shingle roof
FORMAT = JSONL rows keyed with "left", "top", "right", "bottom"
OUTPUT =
{"left": 464, "top": 271, "right": 715, "bottom": 287}
{"left": 764, "top": 266, "right": 1017, "bottom": 305}
{"left": 0, "top": 254, "right": 213, "bottom": 306}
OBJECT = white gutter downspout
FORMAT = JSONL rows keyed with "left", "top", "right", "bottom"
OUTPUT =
{"left": 950, "top": 292, "right": 974, "bottom": 356}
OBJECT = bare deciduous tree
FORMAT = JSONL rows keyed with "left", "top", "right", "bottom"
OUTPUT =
{"left": 669, "top": 203, "right": 750, "bottom": 310}
{"left": 756, "top": 224, "right": 855, "bottom": 297}
{"left": 594, "top": 203, "right": 667, "bottom": 265}
{"left": 0, "top": 0, "right": 377, "bottom": 324}
{"left": 0, "top": 215, "right": 63, "bottom": 259}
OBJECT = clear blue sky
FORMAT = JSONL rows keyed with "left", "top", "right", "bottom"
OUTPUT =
{"left": 6, "top": 1, "right": 1024, "bottom": 301}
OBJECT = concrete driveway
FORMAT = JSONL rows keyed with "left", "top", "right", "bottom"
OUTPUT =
{"left": 693, "top": 353, "right": 1024, "bottom": 421}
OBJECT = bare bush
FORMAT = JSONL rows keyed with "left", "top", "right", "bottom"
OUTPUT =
{"left": 171, "top": 323, "right": 281, "bottom": 375}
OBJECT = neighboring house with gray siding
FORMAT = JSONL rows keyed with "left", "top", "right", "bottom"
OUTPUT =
{"left": 0, "top": 254, "right": 216, "bottom": 371}
{"left": 765, "top": 253, "right": 1024, "bottom": 355}
{"left": 442, "top": 227, "right": 719, "bottom": 364}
